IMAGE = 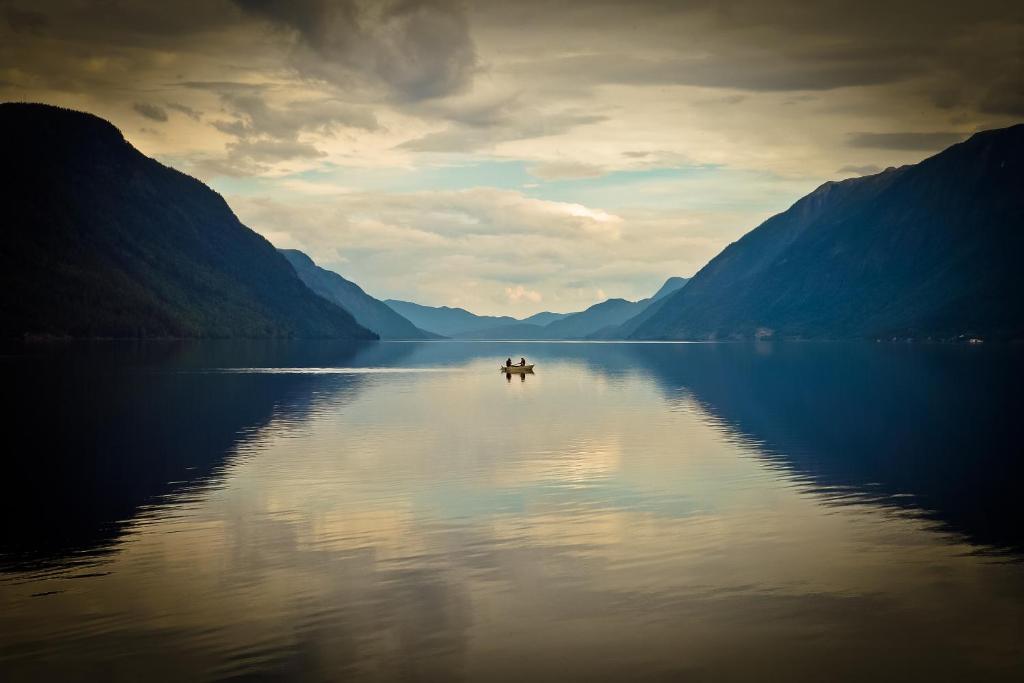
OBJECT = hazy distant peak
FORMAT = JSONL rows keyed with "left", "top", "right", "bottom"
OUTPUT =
{"left": 280, "top": 250, "right": 431, "bottom": 339}
{"left": 651, "top": 277, "right": 690, "bottom": 301}
{"left": 278, "top": 248, "right": 316, "bottom": 268}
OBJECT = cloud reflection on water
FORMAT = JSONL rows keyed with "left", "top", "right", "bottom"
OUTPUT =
{"left": 1, "top": 341, "right": 1022, "bottom": 681}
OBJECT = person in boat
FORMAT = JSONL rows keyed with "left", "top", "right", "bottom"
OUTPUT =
{"left": 519, "top": 357, "right": 527, "bottom": 366}
{"left": 506, "top": 357, "right": 513, "bottom": 368}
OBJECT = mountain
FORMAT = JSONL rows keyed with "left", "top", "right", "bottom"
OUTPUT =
{"left": 651, "top": 276, "right": 690, "bottom": 301}
{"left": 543, "top": 298, "right": 646, "bottom": 339}
{"left": 552, "top": 277, "right": 688, "bottom": 339}
{"left": 599, "top": 293, "right": 672, "bottom": 339}
{"left": 631, "top": 125, "right": 1024, "bottom": 341}
{"left": 561, "top": 276, "right": 688, "bottom": 339}
{"left": 280, "top": 249, "right": 434, "bottom": 339}
{"left": 520, "top": 311, "right": 569, "bottom": 326}
{"left": 384, "top": 300, "right": 520, "bottom": 337}
{"left": 387, "top": 275, "right": 688, "bottom": 340}
{"left": 592, "top": 277, "right": 689, "bottom": 339}
{"left": 449, "top": 277, "right": 691, "bottom": 340}
{"left": 579, "top": 277, "right": 691, "bottom": 339}
{"left": 0, "top": 103, "right": 375, "bottom": 340}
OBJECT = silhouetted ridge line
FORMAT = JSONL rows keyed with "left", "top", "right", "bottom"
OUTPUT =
{"left": 0, "top": 102, "right": 376, "bottom": 340}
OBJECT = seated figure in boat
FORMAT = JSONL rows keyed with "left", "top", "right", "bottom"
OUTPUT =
{"left": 519, "top": 357, "right": 527, "bottom": 366}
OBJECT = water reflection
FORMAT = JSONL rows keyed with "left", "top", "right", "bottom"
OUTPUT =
{"left": 0, "top": 341, "right": 1022, "bottom": 681}
{"left": 619, "top": 342, "right": 1024, "bottom": 552}
{"left": 0, "top": 340, "right": 395, "bottom": 571}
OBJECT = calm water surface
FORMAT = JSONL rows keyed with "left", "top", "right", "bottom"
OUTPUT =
{"left": 1, "top": 341, "right": 1022, "bottom": 681}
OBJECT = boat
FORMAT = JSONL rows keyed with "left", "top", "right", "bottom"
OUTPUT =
{"left": 500, "top": 364, "right": 534, "bottom": 373}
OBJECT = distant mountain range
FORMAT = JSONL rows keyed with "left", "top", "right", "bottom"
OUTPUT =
{"left": 387, "top": 277, "right": 688, "bottom": 340}
{"left": 520, "top": 311, "right": 569, "bottom": 326}
{"left": 383, "top": 300, "right": 522, "bottom": 337}
{"left": 1, "top": 103, "right": 375, "bottom": 340}
{"left": 280, "top": 249, "right": 435, "bottom": 340}
{"left": 5, "top": 103, "right": 1019, "bottom": 342}
{"left": 627, "top": 124, "right": 1024, "bottom": 341}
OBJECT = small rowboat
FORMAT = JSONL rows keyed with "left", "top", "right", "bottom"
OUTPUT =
{"left": 500, "top": 364, "right": 534, "bottom": 373}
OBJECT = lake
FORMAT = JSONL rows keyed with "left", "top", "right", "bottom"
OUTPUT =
{"left": 1, "top": 341, "right": 1022, "bottom": 681}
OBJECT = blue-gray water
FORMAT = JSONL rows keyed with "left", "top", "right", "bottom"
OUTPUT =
{"left": 1, "top": 341, "right": 1022, "bottom": 681}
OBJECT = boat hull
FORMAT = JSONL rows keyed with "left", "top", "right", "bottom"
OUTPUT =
{"left": 500, "top": 365, "right": 534, "bottom": 373}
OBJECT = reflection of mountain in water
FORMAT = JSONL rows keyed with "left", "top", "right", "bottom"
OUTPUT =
{"left": 4, "top": 340, "right": 1019, "bottom": 570}
{"left": 0, "top": 340, "right": 410, "bottom": 572}
{"left": 622, "top": 342, "right": 1023, "bottom": 552}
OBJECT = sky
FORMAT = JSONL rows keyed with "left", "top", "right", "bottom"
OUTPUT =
{"left": 2, "top": 1, "right": 1021, "bottom": 316}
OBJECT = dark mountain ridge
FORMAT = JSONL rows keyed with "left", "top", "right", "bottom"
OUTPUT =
{"left": 0, "top": 103, "right": 375, "bottom": 340}
{"left": 630, "top": 125, "right": 1024, "bottom": 340}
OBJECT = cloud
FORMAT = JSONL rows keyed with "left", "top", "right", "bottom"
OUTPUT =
{"left": 847, "top": 131, "right": 967, "bottom": 151}
{"left": 133, "top": 102, "right": 168, "bottom": 122}
{"left": 505, "top": 285, "right": 542, "bottom": 304}
{"left": 527, "top": 52, "right": 917, "bottom": 93}
{"left": 486, "top": 0, "right": 1023, "bottom": 129}
{"left": 228, "top": 138, "right": 326, "bottom": 162}
{"left": 234, "top": 0, "right": 478, "bottom": 100}
{"left": 529, "top": 161, "right": 606, "bottom": 181}
{"left": 166, "top": 102, "right": 202, "bottom": 120}
{"left": 979, "top": 76, "right": 1024, "bottom": 117}
{"left": 226, "top": 186, "right": 726, "bottom": 316}
{"left": 179, "top": 84, "right": 380, "bottom": 173}
{"left": 399, "top": 108, "right": 607, "bottom": 153}
{"left": 395, "top": 88, "right": 603, "bottom": 153}
{"left": 5, "top": 8, "right": 48, "bottom": 35}
{"left": 1, "top": 0, "right": 1020, "bottom": 314}
{"left": 209, "top": 90, "right": 379, "bottom": 138}
{"left": 2, "top": 0, "right": 1018, "bottom": 176}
